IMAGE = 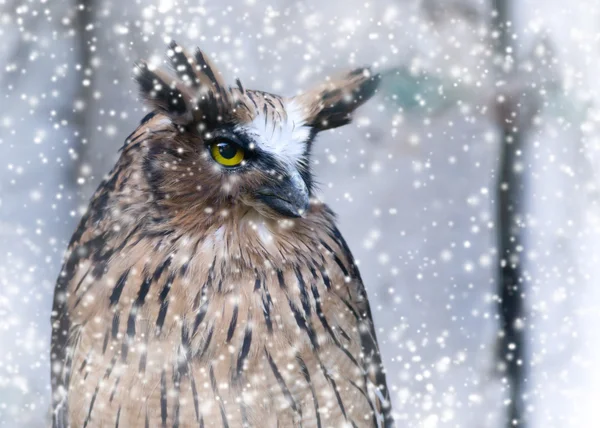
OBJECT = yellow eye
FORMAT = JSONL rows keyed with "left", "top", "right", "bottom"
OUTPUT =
{"left": 210, "top": 140, "right": 245, "bottom": 167}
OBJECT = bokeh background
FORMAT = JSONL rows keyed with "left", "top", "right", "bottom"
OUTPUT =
{"left": 1, "top": 0, "right": 600, "bottom": 426}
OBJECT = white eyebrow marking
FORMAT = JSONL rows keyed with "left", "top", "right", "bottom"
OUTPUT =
{"left": 234, "top": 98, "right": 310, "bottom": 165}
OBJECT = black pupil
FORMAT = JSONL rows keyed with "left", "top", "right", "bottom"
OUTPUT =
{"left": 217, "top": 142, "right": 238, "bottom": 159}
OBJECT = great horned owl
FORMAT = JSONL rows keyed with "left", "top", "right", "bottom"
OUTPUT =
{"left": 51, "top": 42, "right": 394, "bottom": 427}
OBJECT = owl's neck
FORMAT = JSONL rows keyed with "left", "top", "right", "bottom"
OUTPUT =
{"left": 65, "top": 176, "right": 342, "bottom": 331}
{"left": 143, "top": 203, "right": 333, "bottom": 277}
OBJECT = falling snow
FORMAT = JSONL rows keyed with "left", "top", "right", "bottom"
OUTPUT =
{"left": 1, "top": 0, "right": 600, "bottom": 427}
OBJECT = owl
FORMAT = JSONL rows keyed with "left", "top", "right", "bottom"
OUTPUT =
{"left": 50, "top": 42, "right": 394, "bottom": 427}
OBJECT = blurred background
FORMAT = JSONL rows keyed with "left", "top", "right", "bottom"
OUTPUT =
{"left": 1, "top": 0, "right": 600, "bottom": 426}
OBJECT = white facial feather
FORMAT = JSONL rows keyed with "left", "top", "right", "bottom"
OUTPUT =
{"left": 235, "top": 98, "right": 311, "bottom": 165}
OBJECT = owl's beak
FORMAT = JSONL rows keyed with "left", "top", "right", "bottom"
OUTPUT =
{"left": 257, "top": 169, "right": 309, "bottom": 218}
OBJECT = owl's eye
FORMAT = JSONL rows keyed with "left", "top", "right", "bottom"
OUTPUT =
{"left": 210, "top": 140, "right": 245, "bottom": 167}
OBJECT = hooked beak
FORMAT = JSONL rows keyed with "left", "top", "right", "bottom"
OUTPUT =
{"left": 257, "top": 169, "right": 309, "bottom": 218}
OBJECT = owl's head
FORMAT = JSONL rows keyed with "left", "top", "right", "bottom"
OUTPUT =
{"left": 131, "top": 42, "right": 379, "bottom": 222}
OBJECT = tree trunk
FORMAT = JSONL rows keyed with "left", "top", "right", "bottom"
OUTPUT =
{"left": 492, "top": 1, "right": 528, "bottom": 426}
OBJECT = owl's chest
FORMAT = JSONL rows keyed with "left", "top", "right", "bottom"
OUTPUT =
{"left": 67, "top": 253, "right": 374, "bottom": 427}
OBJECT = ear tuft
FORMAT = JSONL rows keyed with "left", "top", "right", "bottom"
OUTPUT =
{"left": 133, "top": 41, "right": 234, "bottom": 125}
{"left": 167, "top": 41, "right": 199, "bottom": 88}
{"left": 296, "top": 67, "right": 380, "bottom": 131}
{"left": 133, "top": 61, "right": 194, "bottom": 124}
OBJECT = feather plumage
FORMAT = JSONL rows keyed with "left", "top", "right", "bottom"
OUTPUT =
{"left": 51, "top": 42, "right": 393, "bottom": 428}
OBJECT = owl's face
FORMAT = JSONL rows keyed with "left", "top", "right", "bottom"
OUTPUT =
{"left": 134, "top": 42, "right": 379, "bottom": 222}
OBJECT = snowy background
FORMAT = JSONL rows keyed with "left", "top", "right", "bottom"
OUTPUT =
{"left": 1, "top": 0, "right": 600, "bottom": 426}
